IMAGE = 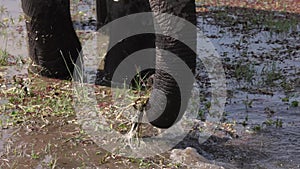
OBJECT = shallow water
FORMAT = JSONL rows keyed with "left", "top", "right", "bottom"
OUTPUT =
{"left": 0, "top": 0, "right": 300, "bottom": 168}
{"left": 197, "top": 8, "right": 300, "bottom": 168}
{"left": 0, "top": 0, "right": 27, "bottom": 57}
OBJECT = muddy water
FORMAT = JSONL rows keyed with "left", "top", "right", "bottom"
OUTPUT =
{"left": 0, "top": 0, "right": 27, "bottom": 58}
{"left": 197, "top": 8, "right": 300, "bottom": 168}
{"left": 0, "top": 0, "right": 300, "bottom": 168}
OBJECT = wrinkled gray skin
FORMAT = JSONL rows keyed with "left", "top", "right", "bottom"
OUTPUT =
{"left": 21, "top": 0, "right": 196, "bottom": 128}
{"left": 147, "top": 0, "right": 196, "bottom": 128}
{"left": 22, "top": 0, "right": 82, "bottom": 79}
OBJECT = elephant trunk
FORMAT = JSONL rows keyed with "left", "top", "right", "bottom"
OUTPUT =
{"left": 22, "top": 0, "right": 82, "bottom": 79}
{"left": 147, "top": 0, "right": 196, "bottom": 128}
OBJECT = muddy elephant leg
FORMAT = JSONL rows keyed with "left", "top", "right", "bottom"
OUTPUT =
{"left": 147, "top": 0, "right": 197, "bottom": 128}
{"left": 22, "top": 0, "right": 82, "bottom": 80}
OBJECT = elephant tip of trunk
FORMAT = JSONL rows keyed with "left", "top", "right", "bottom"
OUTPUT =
{"left": 150, "top": 121, "right": 175, "bottom": 129}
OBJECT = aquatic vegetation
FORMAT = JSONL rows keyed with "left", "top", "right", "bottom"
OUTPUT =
{"left": 281, "top": 97, "right": 289, "bottom": 102}
{"left": 243, "top": 95, "right": 253, "bottom": 111}
{"left": 275, "top": 118, "right": 283, "bottom": 128}
{"left": 234, "top": 61, "right": 256, "bottom": 84}
{"left": 262, "top": 118, "right": 283, "bottom": 128}
{"left": 252, "top": 125, "right": 262, "bottom": 132}
{"left": 242, "top": 115, "right": 248, "bottom": 127}
{"left": 261, "top": 62, "right": 282, "bottom": 87}
{"left": 291, "top": 100, "right": 299, "bottom": 107}
{"left": 280, "top": 78, "right": 294, "bottom": 92}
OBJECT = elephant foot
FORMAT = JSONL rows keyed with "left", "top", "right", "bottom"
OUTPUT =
{"left": 95, "top": 69, "right": 112, "bottom": 86}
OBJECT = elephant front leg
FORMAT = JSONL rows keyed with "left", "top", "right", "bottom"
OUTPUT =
{"left": 22, "top": 0, "right": 82, "bottom": 80}
{"left": 147, "top": 0, "right": 197, "bottom": 128}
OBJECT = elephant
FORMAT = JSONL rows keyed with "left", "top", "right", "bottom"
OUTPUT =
{"left": 21, "top": 0, "right": 197, "bottom": 129}
{"left": 96, "top": 0, "right": 156, "bottom": 85}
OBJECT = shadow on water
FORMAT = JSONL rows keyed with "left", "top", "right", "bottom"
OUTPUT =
{"left": 0, "top": 0, "right": 299, "bottom": 168}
